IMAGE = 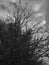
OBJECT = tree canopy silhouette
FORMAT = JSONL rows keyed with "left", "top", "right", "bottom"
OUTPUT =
{"left": 0, "top": 0, "right": 49, "bottom": 65}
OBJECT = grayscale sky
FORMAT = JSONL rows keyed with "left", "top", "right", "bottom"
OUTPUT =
{"left": 0, "top": 0, "right": 49, "bottom": 25}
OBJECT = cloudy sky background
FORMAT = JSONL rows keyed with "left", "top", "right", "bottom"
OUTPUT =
{"left": 0, "top": 0, "right": 49, "bottom": 25}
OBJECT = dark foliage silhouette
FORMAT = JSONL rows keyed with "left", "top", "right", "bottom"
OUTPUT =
{"left": 0, "top": 20, "right": 32, "bottom": 65}
{"left": 0, "top": 0, "right": 49, "bottom": 65}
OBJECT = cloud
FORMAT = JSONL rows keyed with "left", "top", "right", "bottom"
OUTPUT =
{"left": 0, "top": 0, "right": 15, "bottom": 16}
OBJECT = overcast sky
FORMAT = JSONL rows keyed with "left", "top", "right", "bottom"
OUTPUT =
{"left": 0, "top": 0, "right": 49, "bottom": 25}
{"left": 0, "top": 0, "right": 46, "bottom": 15}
